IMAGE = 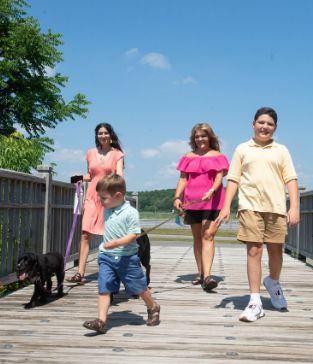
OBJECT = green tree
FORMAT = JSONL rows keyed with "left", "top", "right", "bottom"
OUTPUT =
{"left": 0, "top": 131, "right": 54, "bottom": 173}
{"left": 0, "top": 0, "right": 90, "bottom": 137}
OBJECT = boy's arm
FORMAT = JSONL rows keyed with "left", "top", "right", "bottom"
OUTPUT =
{"left": 215, "top": 180, "right": 238, "bottom": 224}
{"left": 286, "top": 179, "right": 300, "bottom": 227}
{"left": 104, "top": 233, "right": 138, "bottom": 249}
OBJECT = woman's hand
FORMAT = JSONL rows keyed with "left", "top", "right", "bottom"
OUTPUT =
{"left": 83, "top": 173, "right": 91, "bottom": 182}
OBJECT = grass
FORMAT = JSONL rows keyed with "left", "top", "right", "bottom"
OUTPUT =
{"left": 149, "top": 227, "right": 237, "bottom": 238}
{"left": 149, "top": 236, "right": 238, "bottom": 243}
{"left": 140, "top": 211, "right": 238, "bottom": 220}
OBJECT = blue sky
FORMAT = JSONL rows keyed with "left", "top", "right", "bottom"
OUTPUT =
{"left": 27, "top": 0, "right": 313, "bottom": 192}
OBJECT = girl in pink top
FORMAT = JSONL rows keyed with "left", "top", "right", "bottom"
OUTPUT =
{"left": 67, "top": 123, "right": 124, "bottom": 284}
{"left": 173, "top": 123, "right": 229, "bottom": 291}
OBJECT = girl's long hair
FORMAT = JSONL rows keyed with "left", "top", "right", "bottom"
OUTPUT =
{"left": 189, "top": 123, "right": 220, "bottom": 152}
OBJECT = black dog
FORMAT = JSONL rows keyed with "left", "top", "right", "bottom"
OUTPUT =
{"left": 137, "top": 229, "right": 151, "bottom": 286}
{"left": 16, "top": 252, "right": 64, "bottom": 309}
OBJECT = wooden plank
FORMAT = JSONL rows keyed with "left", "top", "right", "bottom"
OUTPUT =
{"left": 0, "top": 243, "right": 313, "bottom": 363}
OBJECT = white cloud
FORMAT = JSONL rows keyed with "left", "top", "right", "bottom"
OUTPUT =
{"left": 174, "top": 76, "right": 198, "bottom": 85}
{"left": 160, "top": 161, "right": 180, "bottom": 177}
{"left": 141, "top": 149, "right": 160, "bottom": 159}
{"left": 141, "top": 140, "right": 189, "bottom": 160}
{"left": 141, "top": 52, "right": 171, "bottom": 70}
{"left": 125, "top": 48, "right": 139, "bottom": 58}
{"left": 46, "top": 148, "right": 85, "bottom": 163}
{"left": 159, "top": 140, "right": 189, "bottom": 154}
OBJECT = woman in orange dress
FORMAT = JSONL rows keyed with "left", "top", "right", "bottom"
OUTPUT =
{"left": 66, "top": 123, "right": 124, "bottom": 284}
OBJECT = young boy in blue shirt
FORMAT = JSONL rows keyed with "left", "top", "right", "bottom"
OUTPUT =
{"left": 83, "top": 174, "right": 160, "bottom": 334}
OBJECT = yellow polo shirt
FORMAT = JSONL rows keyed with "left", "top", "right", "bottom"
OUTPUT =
{"left": 227, "top": 139, "right": 297, "bottom": 215}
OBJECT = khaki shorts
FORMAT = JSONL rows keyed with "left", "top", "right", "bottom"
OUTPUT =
{"left": 237, "top": 210, "right": 287, "bottom": 244}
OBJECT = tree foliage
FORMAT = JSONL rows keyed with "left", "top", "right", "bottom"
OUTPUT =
{"left": 0, "top": 0, "right": 90, "bottom": 137}
{"left": 0, "top": 131, "right": 54, "bottom": 173}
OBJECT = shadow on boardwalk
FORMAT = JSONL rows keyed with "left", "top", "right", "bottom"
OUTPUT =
{"left": 0, "top": 243, "right": 313, "bottom": 364}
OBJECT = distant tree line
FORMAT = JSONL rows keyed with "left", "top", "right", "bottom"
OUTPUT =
{"left": 131, "top": 189, "right": 238, "bottom": 214}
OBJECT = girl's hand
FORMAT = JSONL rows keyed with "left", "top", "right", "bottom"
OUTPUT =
{"left": 173, "top": 198, "right": 183, "bottom": 211}
{"left": 202, "top": 188, "right": 215, "bottom": 201}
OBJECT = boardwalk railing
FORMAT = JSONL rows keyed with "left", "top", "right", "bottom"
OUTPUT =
{"left": 286, "top": 189, "right": 313, "bottom": 263}
{"left": 0, "top": 167, "right": 136, "bottom": 284}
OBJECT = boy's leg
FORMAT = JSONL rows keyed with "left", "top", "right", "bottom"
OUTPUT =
{"left": 83, "top": 293, "right": 110, "bottom": 334}
{"left": 140, "top": 288, "right": 158, "bottom": 310}
{"left": 266, "top": 243, "right": 283, "bottom": 280}
{"left": 140, "top": 289, "right": 160, "bottom": 326}
{"left": 239, "top": 242, "right": 265, "bottom": 322}
{"left": 120, "top": 255, "right": 160, "bottom": 326}
{"left": 98, "top": 293, "right": 111, "bottom": 322}
{"left": 263, "top": 243, "right": 287, "bottom": 310}
{"left": 263, "top": 213, "right": 287, "bottom": 310}
{"left": 247, "top": 242, "right": 263, "bottom": 293}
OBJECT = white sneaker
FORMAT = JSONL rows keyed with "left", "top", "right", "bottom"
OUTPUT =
{"left": 239, "top": 302, "right": 265, "bottom": 322}
{"left": 263, "top": 276, "right": 287, "bottom": 310}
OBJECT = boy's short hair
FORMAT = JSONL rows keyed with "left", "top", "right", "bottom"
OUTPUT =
{"left": 254, "top": 107, "right": 278, "bottom": 125}
{"left": 96, "top": 174, "right": 126, "bottom": 195}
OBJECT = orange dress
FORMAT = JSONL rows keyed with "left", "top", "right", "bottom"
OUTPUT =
{"left": 82, "top": 148, "right": 124, "bottom": 235}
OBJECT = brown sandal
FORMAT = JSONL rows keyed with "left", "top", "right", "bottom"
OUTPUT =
{"left": 192, "top": 275, "right": 204, "bottom": 285}
{"left": 65, "top": 272, "right": 86, "bottom": 285}
{"left": 83, "top": 319, "right": 107, "bottom": 334}
{"left": 147, "top": 304, "right": 160, "bottom": 326}
{"left": 202, "top": 276, "right": 218, "bottom": 292}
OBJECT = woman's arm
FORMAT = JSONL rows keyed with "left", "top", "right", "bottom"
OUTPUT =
{"left": 83, "top": 161, "right": 91, "bottom": 182}
{"left": 116, "top": 157, "right": 124, "bottom": 177}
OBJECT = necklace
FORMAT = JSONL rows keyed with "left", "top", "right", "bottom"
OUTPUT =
{"left": 98, "top": 148, "right": 112, "bottom": 163}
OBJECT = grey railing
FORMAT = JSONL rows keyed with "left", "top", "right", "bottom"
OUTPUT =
{"left": 0, "top": 167, "right": 137, "bottom": 284}
{"left": 286, "top": 190, "right": 313, "bottom": 262}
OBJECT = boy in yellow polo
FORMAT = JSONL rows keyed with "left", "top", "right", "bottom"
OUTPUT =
{"left": 216, "top": 107, "right": 299, "bottom": 322}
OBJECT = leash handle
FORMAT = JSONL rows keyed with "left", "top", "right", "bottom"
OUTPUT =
{"left": 64, "top": 181, "right": 82, "bottom": 270}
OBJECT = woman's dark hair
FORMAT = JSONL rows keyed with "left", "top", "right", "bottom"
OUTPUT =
{"left": 94, "top": 123, "right": 123, "bottom": 152}
{"left": 254, "top": 107, "right": 278, "bottom": 125}
{"left": 189, "top": 123, "right": 220, "bottom": 152}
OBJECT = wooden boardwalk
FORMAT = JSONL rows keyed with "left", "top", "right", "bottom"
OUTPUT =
{"left": 1, "top": 242, "right": 313, "bottom": 364}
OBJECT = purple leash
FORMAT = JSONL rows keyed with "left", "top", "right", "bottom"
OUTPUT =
{"left": 64, "top": 181, "right": 82, "bottom": 270}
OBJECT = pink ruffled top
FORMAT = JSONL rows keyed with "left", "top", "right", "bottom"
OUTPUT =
{"left": 177, "top": 154, "right": 229, "bottom": 210}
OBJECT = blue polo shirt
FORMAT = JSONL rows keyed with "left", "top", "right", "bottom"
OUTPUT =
{"left": 99, "top": 200, "right": 141, "bottom": 257}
